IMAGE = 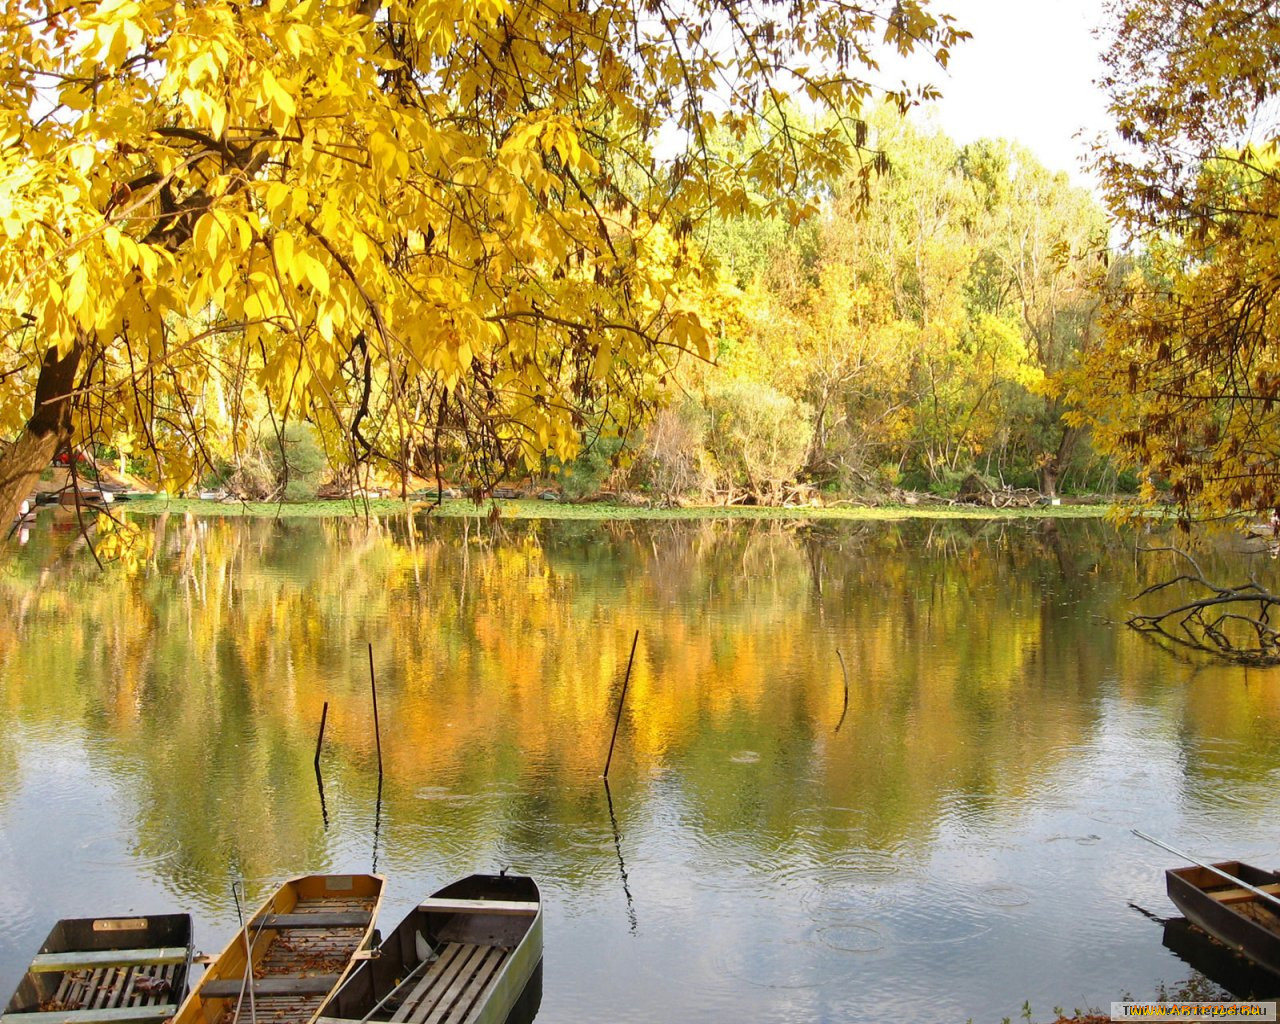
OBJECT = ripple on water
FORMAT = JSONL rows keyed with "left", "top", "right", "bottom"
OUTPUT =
{"left": 883, "top": 894, "right": 994, "bottom": 947}
{"left": 728, "top": 750, "right": 760, "bottom": 764}
{"left": 712, "top": 935, "right": 826, "bottom": 990}
{"left": 412, "top": 787, "right": 472, "bottom": 806}
{"left": 557, "top": 824, "right": 621, "bottom": 854}
{"left": 76, "top": 828, "right": 178, "bottom": 870}
{"left": 815, "top": 923, "right": 886, "bottom": 953}
{"left": 1042, "top": 833, "right": 1103, "bottom": 846}
{"left": 974, "top": 883, "right": 1031, "bottom": 908}
{"left": 793, "top": 805, "right": 872, "bottom": 841}
{"left": 1087, "top": 804, "right": 1143, "bottom": 826}
{"left": 782, "top": 852, "right": 911, "bottom": 919}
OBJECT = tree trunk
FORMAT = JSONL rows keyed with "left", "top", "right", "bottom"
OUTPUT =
{"left": 0, "top": 341, "right": 85, "bottom": 527}
{"left": 1040, "top": 458, "right": 1058, "bottom": 498}
{"left": 1041, "top": 421, "right": 1082, "bottom": 498}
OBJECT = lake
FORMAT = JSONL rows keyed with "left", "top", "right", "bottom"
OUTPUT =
{"left": 2, "top": 511, "right": 1279, "bottom": 1022}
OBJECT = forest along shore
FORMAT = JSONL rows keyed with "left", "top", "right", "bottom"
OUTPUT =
{"left": 113, "top": 495, "right": 1116, "bottom": 522}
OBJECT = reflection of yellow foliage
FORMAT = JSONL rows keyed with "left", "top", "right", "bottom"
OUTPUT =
{"left": 0, "top": 515, "right": 1273, "bottom": 899}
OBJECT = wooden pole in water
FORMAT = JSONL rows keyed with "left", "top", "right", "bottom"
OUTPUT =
{"left": 833, "top": 648, "right": 850, "bottom": 734}
{"left": 313, "top": 701, "right": 329, "bottom": 772}
{"left": 603, "top": 630, "right": 640, "bottom": 779}
{"left": 368, "top": 643, "right": 383, "bottom": 778}
{"left": 314, "top": 700, "right": 330, "bottom": 827}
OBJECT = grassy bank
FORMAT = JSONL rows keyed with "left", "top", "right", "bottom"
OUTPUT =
{"left": 115, "top": 495, "right": 1114, "bottom": 522}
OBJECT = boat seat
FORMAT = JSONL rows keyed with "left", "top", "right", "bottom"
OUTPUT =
{"left": 255, "top": 912, "right": 372, "bottom": 929}
{"left": 1209, "top": 882, "right": 1280, "bottom": 905}
{"left": 29, "top": 948, "right": 189, "bottom": 973}
{"left": 200, "top": 975, "right": 342, "bottom": 998}
{"left": 0, "top": 1005, "right": 179, "bottom": 1024}
{"left": 416, "top": 899, "right": 539, "bottom": 917}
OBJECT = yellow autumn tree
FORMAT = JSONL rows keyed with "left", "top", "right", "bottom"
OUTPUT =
{"left": 0, "top": 0, "right": 965, "bottom": 520}
{"left": 1074, "top": 0, "right": 1280, "bottom": 524}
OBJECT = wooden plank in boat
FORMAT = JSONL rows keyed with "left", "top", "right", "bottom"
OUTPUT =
{"left": 30, "top": 949, "right": 190, "bottom": 973}
{"left": 130, "top": 965, "right": 175, "bottom": 1008}
{"left": 416, "top": 900, "right": 539, "bottom": 917}
{"left": 425, "top": 947, "right": 505, "bottom": 1024}
{"left": 411, "top": 946, "right": 491, "bottom": 1024}
{"left": 1209, "top": 882, "right": 1280, "bottom": 905}
{"left": 83, "top": 972, "right": 105, "bottom": 1010}
{"left": 256, "top": 913, "right": 372, "bottom": 930}
{"left": 200, "top": 975, "right": 343, "bottom": 998}
{"left": 388, "top": 946, "right": 471, "bottom": 1024}
{"left": 0, "top": 1004, "right": 179, "bottom": 1024}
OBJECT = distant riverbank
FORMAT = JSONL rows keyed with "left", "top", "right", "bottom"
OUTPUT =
{"left": 116, "top": 495, "right": 1114, "bottom": 522}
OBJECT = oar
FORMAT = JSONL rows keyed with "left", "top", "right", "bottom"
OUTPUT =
{"left": 1133, "top": 829, "right": 1280, "bottom": 913}
{"left": 358, "top": 956, "right": 433, "bottom": 1024}
{"left": 321, "top": 938, "right": 435, "bottom": 1024}
{"left": 230, "top": 882, "right": 268, "bottom": 1024}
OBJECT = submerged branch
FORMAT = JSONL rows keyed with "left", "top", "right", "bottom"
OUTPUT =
{"left": 1127, "top": 547, "right": 1280, "bottom": 665}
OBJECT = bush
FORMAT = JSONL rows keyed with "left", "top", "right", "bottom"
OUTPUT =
{"left": 228, "top": 421, "right": 326, "bottom": 501}
{"left": 270, "top": 421, "right": 326, "bottom": 501}
{"left": 558, "top": 435, "right": 626, "bottom": 501}
{"left": 636, "top": 400, "right": 713, "bottom": 503}
{"left": 703, "top": 380, "right": 812, "bottom": 503}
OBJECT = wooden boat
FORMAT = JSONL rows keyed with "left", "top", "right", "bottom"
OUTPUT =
{"left": 2, "top": 913, "right": 194, "bottom": 1024}
{"left": 1167, "top": 860, "right": 1280, "bottom": 977}
{"left": 317, "top": 873, "right": 541, "bottom": 1024}
{"left": 175, "top": 873, "right": 384, "bottom": 1024}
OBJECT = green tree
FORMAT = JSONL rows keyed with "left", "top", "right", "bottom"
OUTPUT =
{"left": 733, "top": 112, "right": 1108, "bottom": 494}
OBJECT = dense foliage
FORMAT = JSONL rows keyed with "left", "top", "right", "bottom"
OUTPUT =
{"left": 639, "top": 112, "right": 1110, "bottom": 503}
{"left": 1074, "top": 0, "right": 1280, "bottom": 524}
{"left": 0, "top": 0, "right": 965, "bottom": 520}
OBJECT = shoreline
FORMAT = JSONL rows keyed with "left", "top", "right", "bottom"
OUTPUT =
{"left": 110, "top": 496, "right": 1116, "bottom": 522}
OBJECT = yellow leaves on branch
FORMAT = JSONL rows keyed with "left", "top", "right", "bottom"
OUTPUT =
{"left": 0, "top": 0, "right": 960, "bottom": 489}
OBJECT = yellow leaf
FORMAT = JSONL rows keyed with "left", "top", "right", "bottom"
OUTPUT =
{"left": 262, "top": 68, "right": 297, "bottom": 129}
{"left": 352, "top": 231, "right": 370, "bottom": 265}
{"left": 305, "top": 253, "right": 330, "bottom": 294}
{"left": 265, "top": 182, "right": 290, "bottom": 216}
{"left": 274, "top": 231, "right": 295, "bottom": 274}
{"left": 192, "top": 212, "right": 218, "bottom": 261}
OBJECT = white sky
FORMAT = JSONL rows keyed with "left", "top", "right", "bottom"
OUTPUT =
{"left": 902, "top": 0, "right": 1113, "bottom": 189}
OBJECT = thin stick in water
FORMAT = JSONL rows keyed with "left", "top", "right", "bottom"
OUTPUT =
{"left": 314, "top": 701, "right": 329, "bottom": 772}
{"left": 603, "top": 630, "right": 640, "bottom": 779}
{"left": 368, "top": 643, "right": 383, "bottom": 778}
{"left": 603, "top": 778, "right": 637, "bottom": 933}
{"left": 833, "top": 648, "right": 850, "bottom": 735}
{"left": 371, "top": 774, "right": 383, "bottom": 875}
{"left": 314, "top": 700, "right": 330, "bottom": 827}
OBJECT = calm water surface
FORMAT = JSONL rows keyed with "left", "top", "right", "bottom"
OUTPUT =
{"left": 3, "top": 513, "right": 1280, "bottom": 1022}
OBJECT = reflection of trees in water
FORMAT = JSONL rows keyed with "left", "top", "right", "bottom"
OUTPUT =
{"left": 0, "top": 514, "right": 1276, "bottom": 902}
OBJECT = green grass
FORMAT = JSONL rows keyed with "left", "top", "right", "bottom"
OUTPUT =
{"left": 117, "top": 495, "right": 1113, "bottom": 522}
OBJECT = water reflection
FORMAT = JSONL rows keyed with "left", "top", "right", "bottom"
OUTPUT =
{"left": 1161, "top": 917, "right": 1280, "bottom": 1000}
{"left": 1, "top": 514, "right": 1280, "bottom": 1022}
